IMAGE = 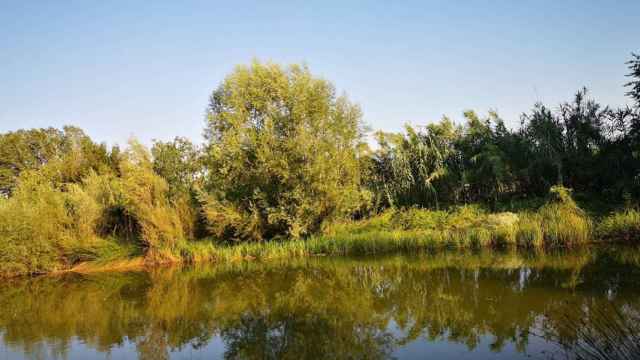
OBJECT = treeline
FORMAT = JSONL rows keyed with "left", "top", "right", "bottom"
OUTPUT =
{"left": 368, "top": 88, "right": 640, "bottom": 210}
{"left": 1, "top": 55, "right": 639, "bottom": 275}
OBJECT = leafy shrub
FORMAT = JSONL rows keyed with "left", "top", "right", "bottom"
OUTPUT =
{"left": 0, "top": 140, "right": 197, "bottom": 275}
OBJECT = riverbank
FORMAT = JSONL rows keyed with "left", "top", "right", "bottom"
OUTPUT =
{"left": 178, "top": 205, "right": 639, "bottom": 262}
{"left": 9, "top": 204, "right": 637, "bottom": 279}
{"left": 2, "top": 183, "right": 639, "bottom": 278}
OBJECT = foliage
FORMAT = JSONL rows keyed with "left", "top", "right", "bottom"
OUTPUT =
{"left": 118, "top": 141, "right": 190, "bottom": 261}
{"left": 320, "top": 186, "right": 592, "bottom": 251}
{"left": 364, "top": 54, "right": 640, "bottom": 208}
{"left": 151, "top": 137, "right": 202, "bottom": 200}
{"left": 626, "top": 53, "right": 640, "bottom": 106}
{"left": 537, "top": 186, "right": 592, "bottom": 247}
{"left": 0, "top": 126, "right": 113, "bottom": 196}
{"left": 0, "top": 140, "right": 192, "bottom": 275}
{"left": 2, "top": 55, "right": 640, "bottom": 276}
{"left": 368, "top": 123, "right": 453, "bottom": 209}
{"left": 202, "top": 60, "right": 369, "bottom": 241}
{"left": 597, "top": 209, "right": 640, "bottom": 242}
{"left": 0, "top": 169, "right": 124, "bottom": 275}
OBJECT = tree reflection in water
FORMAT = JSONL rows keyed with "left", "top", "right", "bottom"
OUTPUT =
{"left": 0, "top": 247, "right": 639, "bottom": 360}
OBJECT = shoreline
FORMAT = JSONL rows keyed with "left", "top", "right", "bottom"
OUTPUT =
{"left": 1, "top": 237, "right": 627, "bottom": 280}
{"left": 2, "top": 206, "right": 638, "bottom": 279}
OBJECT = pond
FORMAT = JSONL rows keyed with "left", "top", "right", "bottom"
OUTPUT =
{"left": 1, "top": 247, "right": 639, "bottom": 359}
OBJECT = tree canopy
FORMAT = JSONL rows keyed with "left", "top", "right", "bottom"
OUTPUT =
{"left": 201, "top": 61, "right": 369, "bottom": 241}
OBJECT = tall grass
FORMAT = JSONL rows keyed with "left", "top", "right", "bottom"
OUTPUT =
{"left": 515, "top": 213, "right": 543, "bottom": 248}
{"left": 0, "top": 143, "right": 192, "bottom": 277}
{"left": 317, "top": 188, "right": 593, "bottom": 254}
{"left": 0, "top": 170, "right": 131, "bottom": 276}
{"left": 0, "top": 176, "right": 634, "bottom": 278}
{"left": 538, "top": 186, "right": 592, "bottom": 247}
{"left": 597, "top": 209, "right": 640, "bottom": 242}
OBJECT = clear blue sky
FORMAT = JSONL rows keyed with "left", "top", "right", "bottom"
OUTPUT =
{"left": 1, "top": 0, "right": 639, "bottom": 146}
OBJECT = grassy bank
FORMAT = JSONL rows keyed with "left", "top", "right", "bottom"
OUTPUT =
{"left": 2, "top": 187, "right": 639, "bottom": 278}
{"left": 61, "top": 206, "right": 640, "bottom": 277}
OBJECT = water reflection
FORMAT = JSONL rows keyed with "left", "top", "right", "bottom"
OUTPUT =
{"left": 0, "top": 247, "right": 639, "bottom": 359}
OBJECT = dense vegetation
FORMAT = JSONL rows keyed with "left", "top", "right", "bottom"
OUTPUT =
{"left": 1, "top": 55, "right": 640, "bottom": 276}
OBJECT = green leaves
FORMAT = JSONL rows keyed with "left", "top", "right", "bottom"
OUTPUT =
{"left": 0, "top": 126, "right": 112, "bottom": 196}
{"left": 202, "top": 60, "right": 368, "bottom": 241}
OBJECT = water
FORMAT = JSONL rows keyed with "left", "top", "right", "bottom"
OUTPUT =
{"left": 1, "top": 247, "right": 639, "bottom": 360}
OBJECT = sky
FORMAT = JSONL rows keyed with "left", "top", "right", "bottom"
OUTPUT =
{"left": 1, "top": 0, "right": 639, "bottom": 146}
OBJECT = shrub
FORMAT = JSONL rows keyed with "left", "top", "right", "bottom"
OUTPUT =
{"left": 539, "top": 186, "right": 591, "bottom": 247}
{"left": 389, "top": 207, "right": 448, "bottom": 230}
{"left": 597, "top": 209, "right": 640, "bottom": 242}
{"left": 118, "top": 141, "right": 188, "bottom": 262}
{"left": 0, "top": 140, "right": 198, "bottom": 276}
{"left": 0, "top": 173, "right": 65, "bottom": 275}
{"left": 0, "top": 170, "right": 118, "bottom": 275}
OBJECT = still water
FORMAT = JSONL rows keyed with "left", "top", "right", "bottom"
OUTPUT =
{"left": 1, "top": 247, "right": 639, "bottom": 360}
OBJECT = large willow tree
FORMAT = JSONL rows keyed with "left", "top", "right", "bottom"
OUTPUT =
{"left": 202, "top": 61, "right": 369, "bottom": 241}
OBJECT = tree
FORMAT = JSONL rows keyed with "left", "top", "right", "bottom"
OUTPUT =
{"left": 151, "top": 137, "right": 202, "bottom": 200}
{"left": 624, "top": 53, "right": 640, "bottom": 198}
{"left": 0, "top": 126, "right": 111, "bottom": 196}
{"left": 625, "top": 53, "right": 640, "bottom": 107}
{"left": 202, "top": 61, "right": 369, "bottom": 241}
{"left": 458, "top": 111, "right": 512, "bottom": 206}
{"left": 521, "top": 104, "right": 566, "bottom": 190}
{"left": 558, "top": 88, "right": 608, "bottom": 191}
{"left": 368, "top": 122, "right": 453, "bottom": 209}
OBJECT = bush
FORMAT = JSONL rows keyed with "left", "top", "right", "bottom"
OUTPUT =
{"left": 389, "top": 207, "right": 448, "bottom": 230}
{"left": 0, "top": 170, "right": 118, "bottom": 275}
{"left": 116, "top": 141, "right": 189, "bottom": 262}
{"left": 597, "top": 209, "right": 640, "bottom": 242}
{"left": 0, "top": 140, "right": 197, "bottom": 276}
